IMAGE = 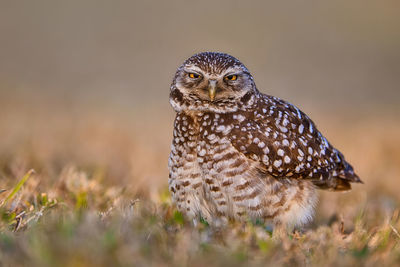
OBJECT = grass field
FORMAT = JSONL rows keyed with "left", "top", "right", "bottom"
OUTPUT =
{"left": 0, "top": 99, "right": 399, "bottom": 267}
{"left": 1, "top": 1, "right": 399, "bottom": 266}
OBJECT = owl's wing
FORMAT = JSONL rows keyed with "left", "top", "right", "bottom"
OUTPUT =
{"left": 228, "top": 94, "right": 362, "bottom": 191}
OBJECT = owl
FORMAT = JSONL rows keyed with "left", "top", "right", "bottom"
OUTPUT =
{"left": 168, "top": 52, "right": 362, "bottom": 230}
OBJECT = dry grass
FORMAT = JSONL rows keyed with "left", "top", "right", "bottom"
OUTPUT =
{"left": 0, "top": 100, "right": 399, "bottom": 267}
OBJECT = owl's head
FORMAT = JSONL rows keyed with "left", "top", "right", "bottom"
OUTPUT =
{"left": 170, "top": 52, "right": 258, "bottom": 113}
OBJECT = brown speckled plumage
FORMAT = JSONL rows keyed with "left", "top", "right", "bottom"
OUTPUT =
{"left": 168, "top": 52, "right": 362, "bottom": 229}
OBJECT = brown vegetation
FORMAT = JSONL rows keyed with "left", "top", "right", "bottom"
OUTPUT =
{"left": 0, "top": 98, "right": 399, "bottom": 266}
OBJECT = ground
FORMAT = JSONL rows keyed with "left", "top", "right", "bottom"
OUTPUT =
{"left": 0, "top": 99, "right": 399, "bottom": 267}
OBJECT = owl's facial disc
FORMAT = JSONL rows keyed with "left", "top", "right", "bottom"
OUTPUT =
{"left": 170, "top": 52, "right": 257, "bottom": 113}
{"left": 177, "top": 65, "right": 251, "bottom": 103}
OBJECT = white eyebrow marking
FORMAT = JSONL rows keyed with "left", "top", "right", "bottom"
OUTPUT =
{"left": 184, "top": 65, "right": 204, "bottom": 73}
{"left": 220, "top": 66, "right": 242, "bottom": 76}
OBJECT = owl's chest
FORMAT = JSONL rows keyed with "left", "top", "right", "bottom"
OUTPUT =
{"left": 174, "top": 112, "right": 241, "bottom": 172}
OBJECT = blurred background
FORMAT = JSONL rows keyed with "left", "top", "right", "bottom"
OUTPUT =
{"left": 0, "top": 0, "right": 399, "bottom": 216}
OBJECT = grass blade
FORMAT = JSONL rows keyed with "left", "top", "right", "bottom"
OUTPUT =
{"left": 1, "top": 169, "right": 35, "bottom": 207}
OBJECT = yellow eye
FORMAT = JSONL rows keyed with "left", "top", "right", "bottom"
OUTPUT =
{"left": 188, "top": 73, "right": 201, "bottom": 79}
{"left": 225, "top": 74, "right": 237, "bottom": 81}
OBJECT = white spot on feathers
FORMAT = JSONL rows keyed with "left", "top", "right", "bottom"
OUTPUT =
{"left": 216, "top": 125, "right": 225, "bottom": 132}
{"left": 199, "top": 148, "right": 206, "bottom": 157}
{"left": 298, "top": 124, "right": 304, "bottom": 134}
{"left": 282, "top": 139, "right": 289, "bottom": 146}
{"left": 236, "top": 114, "right": 246, "bottom": 122}
{"left": 274, "top": 160, "right": 282, "bottom": 168}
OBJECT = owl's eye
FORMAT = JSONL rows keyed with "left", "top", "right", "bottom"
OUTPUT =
{"left": 225, "top": 74, "right": 238, "bottom": 81}
{"left": 188, "top": 72, "right": 201, "bottom": 79}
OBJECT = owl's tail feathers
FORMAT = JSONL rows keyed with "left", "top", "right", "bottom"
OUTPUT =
{"left": 313, "top": 162, "right": 363, "bottom": 191}
{"left": 312, "top": 177, "right": 352, "bottom": 191}
{"left": 336, "top": 151, "right": 363, "bottom": 184}
{"left": 338, "top": 161, "right": 363, "bottom": 184}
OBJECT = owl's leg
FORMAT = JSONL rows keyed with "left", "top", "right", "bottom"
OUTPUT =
{"left": 271, "top": 221, "right": 291, "bottom": 239}
{"left": 211, "top": 216, "right": 228, "bottom": 228}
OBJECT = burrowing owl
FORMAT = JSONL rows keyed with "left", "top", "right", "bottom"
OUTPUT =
{"left": 168, "top": 52, "right": 361, "bottom": 229}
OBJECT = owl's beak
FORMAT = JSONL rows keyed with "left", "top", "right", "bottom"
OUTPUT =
{"left": 208, "top": 80, "right": 217, "bottom": 101}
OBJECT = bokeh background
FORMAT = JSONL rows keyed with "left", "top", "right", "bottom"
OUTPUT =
{"left": 1, "top": 0, "right": 399, "bottom": 223}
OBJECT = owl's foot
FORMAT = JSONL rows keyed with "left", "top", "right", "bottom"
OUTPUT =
{"left": 271, "top": 222, "right": 295, "bottom": 240}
